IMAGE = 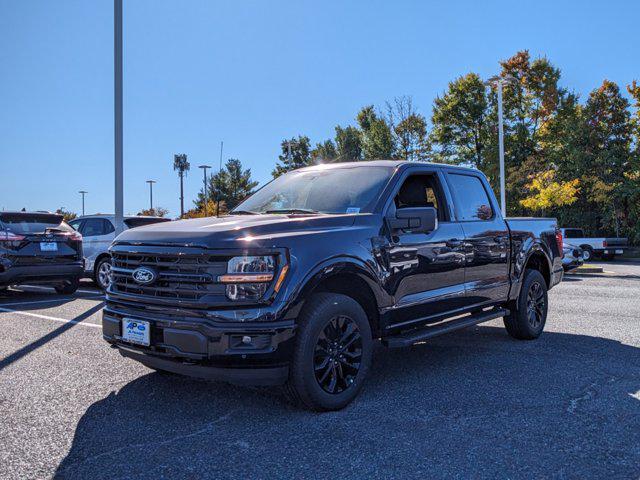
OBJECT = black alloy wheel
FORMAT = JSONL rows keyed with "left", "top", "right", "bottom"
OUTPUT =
{"left": 526, "top": 281, "right": 546, "bottom": 329}
{"left": 504, "top": 268, "right": 548, "bottom": 340}
{"left": 313, "top": 315, "right": 363, "bottom": 394}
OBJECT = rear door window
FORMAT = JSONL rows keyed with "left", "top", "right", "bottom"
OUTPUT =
{"left": 81, "top": 218, "right": 113, "bottom": 237}
{"left": 564, "top": 229, "right": 584, "bottom": 239}
{"left": 447, "top": 173, "right": 494, "bottom": 221}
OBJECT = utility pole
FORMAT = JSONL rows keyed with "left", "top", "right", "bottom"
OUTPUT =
{"left": 485, "top": 75, "right": 516, "bottom": 217}
{"left": 114, "top": 0, "right": 124, "bottom": 234}
{"left": 198, "top": 165, "right": 212, "bottom": 216}
{"left": 78, "top": 190, "right": 88, "bottom": 216}
{"left": 146, "top": 180, "right": 156, "bottom": 211}
{"left": 216, "top": 141, "right": 223, "bottom": 217}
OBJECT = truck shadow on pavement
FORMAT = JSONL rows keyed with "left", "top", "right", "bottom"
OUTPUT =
{"left": 54, "top": 327, "right": 640, "bottom": 480}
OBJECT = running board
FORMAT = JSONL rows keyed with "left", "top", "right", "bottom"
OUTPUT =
{"left": 382, "top": 307, "right": 510, "bottom": 348}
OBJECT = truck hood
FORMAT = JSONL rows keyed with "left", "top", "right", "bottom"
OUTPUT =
{"left": 113, "top": 213, "right": 360, "bottom": 248}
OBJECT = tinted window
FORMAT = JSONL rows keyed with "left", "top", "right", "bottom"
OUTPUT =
{"left": 564, "top": 229, "right": 583, "bottom": 239}
{"left": 447, "top": 173, "right": 493, "bottom": 221}
{"left": 124, "top": 217, "right": 171, "bottom": 229}
{"left": 0, "top": 213, "right": 68, "bottom": 234}
{"left": 81, "top": 218, "right": 114, "bottom": 237}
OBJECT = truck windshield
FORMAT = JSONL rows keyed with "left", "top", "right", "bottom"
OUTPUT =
{"left": 233, "top": 166, "right": 394, "bottom": 214}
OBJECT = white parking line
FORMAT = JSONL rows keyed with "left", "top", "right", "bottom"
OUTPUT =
{"left": 0, "top": 297, "right": 105, "bottom": 308}
{"left": 0, "top": 306, "right": 103, "bottom": 329}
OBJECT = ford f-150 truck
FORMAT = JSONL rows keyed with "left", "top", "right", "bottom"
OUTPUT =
{"left": 102, "top": 161, "right": 563, "bottom": 410}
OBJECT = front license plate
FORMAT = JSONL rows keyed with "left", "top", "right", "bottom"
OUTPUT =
{"left": 40, "top": 242, "right": 58, "bottom": 251}
{"left": 122, "top": 318, "right": 150, "bottom": 346}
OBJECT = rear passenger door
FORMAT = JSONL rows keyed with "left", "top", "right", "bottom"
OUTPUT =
{"left": 445, "top": 172, "right": 510, "bottom": 306}
{"left": 79, "top": 218, "right": 115, "bottom": 272}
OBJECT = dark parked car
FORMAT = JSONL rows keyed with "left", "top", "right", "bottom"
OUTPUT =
{"left": 0, "top": 212, "right": 84, "bottom": 293}
{"left": 102, "top": 161, "right": 563, "bottom": 410}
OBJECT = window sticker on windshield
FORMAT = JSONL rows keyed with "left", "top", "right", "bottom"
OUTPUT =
{"left": 346, "top": 207, "right": 360, "bottom": 214}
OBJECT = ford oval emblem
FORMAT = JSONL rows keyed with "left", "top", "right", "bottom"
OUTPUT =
{"left": 132, "top": 266, "right": 157, "bottom": 285}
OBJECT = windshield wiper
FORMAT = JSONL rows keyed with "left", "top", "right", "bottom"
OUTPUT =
{"left": 265, "top": 208, "right": 319, "bottom": 214}
{"left": 230, "top": 210, "right": 261, "bottom": 215}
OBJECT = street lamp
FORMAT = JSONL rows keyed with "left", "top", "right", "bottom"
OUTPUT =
{"left": 198, "top": 165, "right": 212, "bottom": 216}
{"left": 146, "top": 180, "right": 156, "bottom": 211}
{"left": 485, "top": 75, "right": 517, "bottom": 217}
{"left": 78, "top": 190, "right": 88, "bottom": 216}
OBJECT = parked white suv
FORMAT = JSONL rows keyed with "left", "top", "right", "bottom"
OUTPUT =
{"left": 68, "top": 214, "right": 171, "bottom": 289}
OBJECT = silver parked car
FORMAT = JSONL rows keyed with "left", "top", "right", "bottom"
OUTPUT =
{"left": 68, "top": 214, "right": 171, "bottom": 289}
{"left": 562, "top": 243, "right": 584, "bottom": 272}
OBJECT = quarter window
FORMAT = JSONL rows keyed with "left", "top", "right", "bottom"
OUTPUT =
{"left": 447, "top": 173, "right": 494, "bottom": 221}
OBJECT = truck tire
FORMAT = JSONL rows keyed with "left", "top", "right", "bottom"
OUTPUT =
{"left": 504, "top": 269, "right": 548, "bottom": 340}
{"left": 55, "top": 277, "right": 80, "bottom": 295}
{"left": 580, "top": 245, "right": 593, "bottom": 261}
{"left": 284, "top": 293, "right": 373, "bottom": 411}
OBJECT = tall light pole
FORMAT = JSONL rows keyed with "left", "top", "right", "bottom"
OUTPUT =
{"left": 485, "top": 75, "right": 516, "bottom": 217}
{"left": 78, "top": 190, "right": 88, "bottom": 216}
{"left": 146, "top": 180, "right": 156, "bottom": 211}
{"left": 114, "top": 0, "right": 124, "bottom": 234}
{"left": 198, "top": 165, "right": 212, "bottom": 216}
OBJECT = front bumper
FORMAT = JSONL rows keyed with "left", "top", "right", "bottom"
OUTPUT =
{"left": 0, "top": 261, "right": 84, "bottom": 286}
{"left": 102, "top": 300, "right": 296, "bottom": 386}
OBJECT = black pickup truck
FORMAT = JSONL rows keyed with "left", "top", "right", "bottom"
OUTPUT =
{"left": 103, "top": 161, "right": 563, "bottom": 410}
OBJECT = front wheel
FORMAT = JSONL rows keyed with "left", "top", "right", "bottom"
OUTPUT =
{"left": 504, "top": 269, "right": 548, "bottom": 340}
{"left": 94, "top": 257, "right": 112, "bottom": 291}
{"left": 284, "top": 293, "right": 373, "bottom": 411}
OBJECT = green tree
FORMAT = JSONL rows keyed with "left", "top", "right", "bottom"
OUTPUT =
{"left": 55, "top": 208, "right": 77, "bottom": 222}
{"left": 199, "top": 158, "right": 258, "bottom": 212}
{"left": 386, "top": 96, "right": 430, "bottom": 161}
{"left": 311, "top": 139, "right": 338, "bottom": 163}
{"left": 137, "top": 207, "right": 169, "bottom": 218}
{"left": 272, "top": 136, "right": 312, "bottom": 177}
{"left": 431, "top": 73, "right": 489, "bottom": 168}
{"left": 334, "top": 125, "right": 362, "bottom": 161}
{"left": 357, "top": 106, "right": 395, "bottom": 159}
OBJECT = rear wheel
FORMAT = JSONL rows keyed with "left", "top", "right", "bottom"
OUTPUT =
{"left": 94, "top": 257, "right": 112, "bottom": 291}
{"left": 55, "top": 277, "right": 80, "bottom": 295}
{"left": 581, "top": 245, "right": 593, "bottom": 261}
{"left": 284, "top": 293, "right": 373, "bottom": 411}
{"left": 504, "top": 269, "right": 548, "bottom": 340}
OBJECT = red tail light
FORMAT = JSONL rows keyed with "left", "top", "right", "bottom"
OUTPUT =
{"left": 603, "top": 240, "right": 608, "bottom": 248}
{"left": 57, "top": 231, "right": 82, "bottom": 241}
{"left": 555, "top": 229, "right": 563, "bottom": 253}
{"left": 0, "top": 231, "right": 26, "bottom": 250}
{"left": 1, "top": 232, "right": 25, "bottom": 242}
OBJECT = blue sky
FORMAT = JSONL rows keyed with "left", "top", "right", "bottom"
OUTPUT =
{"left": 1, "top": 0, "right": 638, "bottom": 217}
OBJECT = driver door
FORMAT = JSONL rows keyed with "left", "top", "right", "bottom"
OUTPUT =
{"left": 381, "top": 170, "right": 467, "bottom": 328}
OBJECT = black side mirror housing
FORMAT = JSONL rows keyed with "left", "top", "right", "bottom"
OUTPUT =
{"left": 387, "top": 207, "right": 437, "bottom": 233}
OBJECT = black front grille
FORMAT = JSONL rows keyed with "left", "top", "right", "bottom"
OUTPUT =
{"left": 110, "top": 251, "right": 228, "bottom": 305}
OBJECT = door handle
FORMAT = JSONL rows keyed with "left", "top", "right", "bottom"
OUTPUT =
{"left": 446, "top": 239, "right": 463, "bottom": 248}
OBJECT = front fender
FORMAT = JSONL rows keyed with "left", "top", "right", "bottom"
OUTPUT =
{"left": 282, "top": 255, "right": 390, "bottom": 320}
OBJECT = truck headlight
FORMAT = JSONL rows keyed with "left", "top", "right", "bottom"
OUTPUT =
{"left": 219, "top": 255, "right": 276, "bottom": 301}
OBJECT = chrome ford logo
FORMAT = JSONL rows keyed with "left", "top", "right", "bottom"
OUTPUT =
{"left": 132, "top": 267, "right": 157, "bottom": 285}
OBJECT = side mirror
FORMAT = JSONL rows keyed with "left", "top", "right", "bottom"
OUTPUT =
{"left": 387, "top": 207, "right": 437, "bottom": 233}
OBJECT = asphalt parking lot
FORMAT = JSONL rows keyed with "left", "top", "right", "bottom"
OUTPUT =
{"left": 1, "top": 263, "right": 639, "bottom": 480}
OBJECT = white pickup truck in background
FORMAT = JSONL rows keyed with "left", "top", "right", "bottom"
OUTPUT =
{"left": 560, "top": 228, "right": 628, "bottom": 261}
